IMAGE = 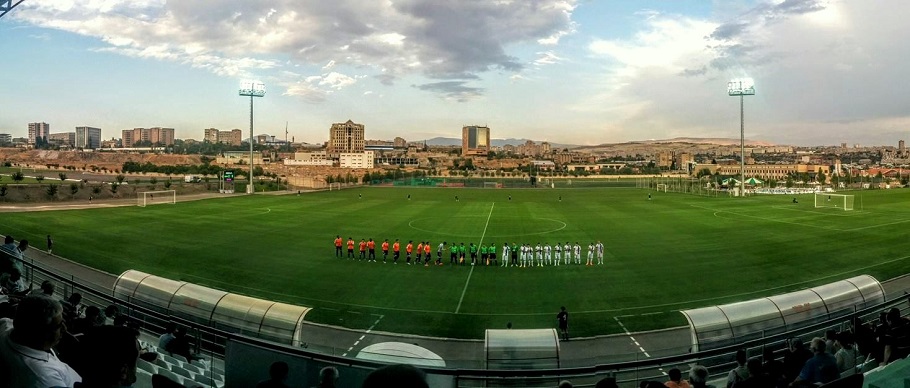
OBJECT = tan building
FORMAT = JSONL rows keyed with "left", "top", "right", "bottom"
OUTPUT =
{"left": 122, "top": 127, "right": 174, "bottom": 147}
{"left": 48, "top": 132, "right": 75, "bottom": 147}
{"left": 462, "top": 125, "right": 490, "bottom": 156}
{"left": 702, "top": 164, "right": 831, "bottom": 180}
{"left": 656, "top": 152, "right": 673, "bottom": 169}
{"left": 204, "top": 128, "right": 219, "bottom": 142}
{"left": 394, "top": 137, "right": 407, "bottom": 148}
{"left": 202, "top": 128, "right": 243, "bottom": 146}
{"left": 328, "top": 120, "right": 365, "bottom": 157}
{"left": 27, "top": 122, "right": 50, "bottom": 145}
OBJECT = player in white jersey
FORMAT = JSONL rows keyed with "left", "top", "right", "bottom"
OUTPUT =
{"left": 502, "top": 243, "right": 510, "bottom": 267}
{"left": 596, "top": 241, "right": 605, "bottom": 265}
{"left": 573, "top": 242, "right": 582, "bottom": 264}
{"left": 521, "top": 244, "right": 528, "bottom": 268}
{"left": 554, "top": 243, "right": 562, "bottom": 266}
{"left": 563, "top": 242, "right": 571, "bottom": 265}
{"left": 535, "top": 243, "right": 543, "bottom": 267}
{"left": 544, "top": 244, "right": 552, "bottom": 265}
{"left": 586, "top": 243, "right": 595, "bottom": 266}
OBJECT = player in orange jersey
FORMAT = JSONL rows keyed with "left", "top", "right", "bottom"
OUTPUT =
{"left": 381, "top": 239, "right": 390, "bottom": 263}
{"left": 334, "top": 235, "right": 343, "bottom": 258}
{"left": 346, "top": 237, "right": 355, "bottom": 259}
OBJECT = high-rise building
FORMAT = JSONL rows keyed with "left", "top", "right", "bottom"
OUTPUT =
{"left": 148, "top": 127, "right": 175, "bottom": 146}
{"left": 900, "top": 140, "right": 906, "bottom": 158}
{"left": 0, "top": 133, "right": 12, "bottom": 145}
{"left": 27, "top": 122, "right": 50, "bottom": 145}
{"left": 394, "top": 137, "right": 407, "bottom": 148}
{"left": 462, "top": 125, "right": 490, "bottom": 156}
{"left": 204, "top": 128, "right": 219, "bottom": 142}
{"left": 328, "top": 120, "right": 365, "bottom": 156}
{"left": 121, "top": 127, "right": 174, "bottom": 147}
{"left": 75, "top": 126, "right": 102, "bottom": 149}
{"left": 49, "top": 132, "right": 76, "bottom": 147}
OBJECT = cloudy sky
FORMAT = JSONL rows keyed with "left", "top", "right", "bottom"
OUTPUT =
{"left": 1, "top": 0, "right": 908, "bottom": 146}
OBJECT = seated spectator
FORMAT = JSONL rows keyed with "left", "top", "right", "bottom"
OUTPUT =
{"left": 782, "top": 338, "right": 812, "bottom": 382}
{"left": 311, "top": 365, "right": 337, "bottom": 388}
{"left": 72, "top": 325, "right": 140, "bottom": 388}
{"left": 640, "top": 382, "right": 667, "bottom": 388}
{"left": 164, "top": 326, "right": 199, "bottom": 362}
{"left": 789, "top": 338, "right": 838, "bottom": 387}
{"left": 0, "top": 267, "right": 30, "bottom": 296}
{"left": 29, "top": 280, "right": 55, "bottom": 297}
{"left": 103, "top": 305, "right": 119, "bottom": 326}
{"left": 256, "top": 361, "right": 291, "bottom": 388}
{"left": 362, "top": 364, "right": 428, "bottom": 388}
{"left": 61, "top": 293, "right": 86, "bottom": 323}
{"left": 761, "top": 346, "right": 785, "bottom": 387}
{"left": 0, "top": 295, "right": 82, "bottom": 387}
{"left": 726, "top": 349, "right": 748, "bottom": 388}
{"left": 733, "top": 358, "right": 769, "bottom": 388}
{"left": 834, "top": 331, "right": 857, "bottom": 375}
{"left": 69, "top": 306, "right": 103, "bottom": 336}
{"left": 158, "top": 322, "right": 177, "bottom": 349}
{"left": 558, "top": 381, "right": 573, "bottom": 388}
{"left": 688, "top": 365, "right": 715, "bottom": 388}
{"left": 824, "top": 330, "right": 839, "bottom": 354}
{"left": 665, "top": 368, "right": 691, "bottom": 388}
{"left": 595, "top": 377, "right": 619, "bottom": 388}
{"left": 0, "top": 235, "right": 19, "bottom": 274}
{"left": 882, "top": 307, "right": 910, "bottom": 364}
{"left": 850, "top": 316, "right": 877, "bottom": 368}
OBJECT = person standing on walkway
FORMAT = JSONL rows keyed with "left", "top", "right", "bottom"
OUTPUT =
{"left": 46, "top": 235, "right": 53, "bottom": 254}
{"left": 557, "top": 306, "right": 569, "bottom": 341}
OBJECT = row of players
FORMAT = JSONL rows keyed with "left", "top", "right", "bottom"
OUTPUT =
{"left": 334, "top": 236, "right": 606, "bottom": 266}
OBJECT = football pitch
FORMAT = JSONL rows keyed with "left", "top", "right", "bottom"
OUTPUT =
{"left": 4, "top": 186, "right": 910, "bottom": 339}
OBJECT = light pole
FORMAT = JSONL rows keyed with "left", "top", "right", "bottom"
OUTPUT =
{"left": 239, "top": 81, "right": 265, "bottom": 194}
{"left": 728, "top": 78, "right": 755, "bottom": 197}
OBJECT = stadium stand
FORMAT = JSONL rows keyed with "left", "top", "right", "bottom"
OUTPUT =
{"left": 2, "top": 234, "right": 910, "bottom": 387}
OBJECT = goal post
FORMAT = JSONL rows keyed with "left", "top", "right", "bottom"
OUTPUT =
{"left": 138, "top": 190, "right": 176, "bottom": 207}
{"left": 814, "top": 192, "right": 854, "bottom": 210}
{"left": 656, "top": 183, "right": 669, "bottom": 192}
{"left": 483, "top": 182, "right": 501, "bottom": 189}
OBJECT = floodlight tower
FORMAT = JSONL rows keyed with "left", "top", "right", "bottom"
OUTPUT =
{"left": 728, "top": 78, "right": 755, "bottom": 197}
{"left": 239, "top": 81, "right": 265, "bottom": 194}
{"left": 0, "top": 0, "right": 25, "bottom": 19}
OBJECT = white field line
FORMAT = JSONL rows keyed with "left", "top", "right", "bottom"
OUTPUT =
{"left": 455, "top": 202, "right": 495, "bottom": 313}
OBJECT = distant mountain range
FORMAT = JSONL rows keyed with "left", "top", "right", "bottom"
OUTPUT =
{"left": 421, "top": 136, "right": 775, "bottom": 149}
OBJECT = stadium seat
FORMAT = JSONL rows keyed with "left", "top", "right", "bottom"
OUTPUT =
{"left": 153, "top": 356, "right": 170, "bottom": 371}
{"left": 173, "top": 353, "right": 190, "bottom": 365}
{"left": 171, "top": 365, "right": 195, "bottom": 380}
{"left": 157, "top": 368, "right": 183, "bottom": 386}
{"left": 193, "top": 373, "right": 216, "bottom": 387}
{"left": 137, "top": 358, "right": 158, "bottom": 375}
{"left": 134, "top": 369, "right": 154, "bottom": 388}
{"left": 817, "top": 372, "right": 862, "bottom": 388}
{"left": 160, "top": 352, "right": 181, "bottom": 366}
{"left": 182, "top": 362, "right": 203, "bottom": 375}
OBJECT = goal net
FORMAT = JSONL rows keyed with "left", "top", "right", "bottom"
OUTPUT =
{"left": 483, "top": 182, "right": 500, "bottom": 189}
{"left": 814, "top": 192, "right": 854, "bottom": 210}
{"left": 656, "top": 183, "right": 669, "bottom": 192}
{"left": 138, "top": 190, "right": 176, "bottom": 207}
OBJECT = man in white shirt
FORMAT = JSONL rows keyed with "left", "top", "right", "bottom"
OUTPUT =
{"left": 0, "top": 295, "right": 82, "bottom": 388}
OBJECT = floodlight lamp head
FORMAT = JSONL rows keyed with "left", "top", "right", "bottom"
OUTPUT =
{"left": 239, "top": 80, "right": 266, "bottom": 97}
{"left": 728, "top": 78, "right": 755, "bottom": 96}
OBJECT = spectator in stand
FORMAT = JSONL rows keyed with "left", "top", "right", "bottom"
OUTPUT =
{"left": 256, "top": 361, "right": 291, "bottom": 388}
{"left": 61, "top": 293, "right": 85, "bottom": 323}
{"left": 0, "top": 267, "right": 30, "bottom": 296}
{"left": 558, "top": 381, "right": 573, "bottom": 388}
{"left": 362, "top": 364, "right": 428, "bottom": 388}
{"left": 29, "top": 280, "right": 55, "bottom": 297}
{"left": 882, "top": 307, "right": 910, "bottom": 364}
{"left": 726, "top": 349, "right": 749, "bottom": 388}
{"left": 834, "top": 331, "right": 858, "bottom": 375}
{"left": 761, "top": 346, "right": 785, "bottom": 387}
{"left": 71, "top": 325, "right": 139, "bottom": 388}
{"left": 595, "top": 376, "right": 619, "bottom": 388}
{"left": 664, "top": 367, "right": 691, "bottom": 388}
{"left": 0, "top": 235, "right": 20, "bottom": 274}
{"left": 824, "top": 330, "right": 838, "bottom": 355}
{"left": 164, "top": 326, "right": 199, "bottom": 362}
{"left": 733, "top": 358, "right": 769, "bottom": 388}
{"left": 103, "top": 305, "right": 119, "bottom": 326}
{"left": 688, "top": 365, "right": 714, "bottom": 388}
{"left": 158, "top": 322, "right": 177, "bottom": 349}
{"left": 782, "top": 338, "right": 812, "bottom": 383}
{"left": 0, "top": 295, "right": 82, "bottom": 387}
{"left": 850, "top": 316, "right": 877, "bottom": 370}
{"left": 312, "top": 366, "right": 338, "bottom": 388}
{"left": 789, "top": 338, "right": 838, "bottom": 387}
{"left": 69, "top": 306, "right": 102, "bottom": 336}
{"left": 640, "top": 382, "right": 666, "bottom": 388}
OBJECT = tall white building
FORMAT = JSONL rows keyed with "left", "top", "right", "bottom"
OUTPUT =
{"left": 339, "top": 151, "right": 375, "bottom": 169}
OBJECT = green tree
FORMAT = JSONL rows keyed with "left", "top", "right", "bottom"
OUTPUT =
{"left": 92, "top": 186, "right": 102, "bottom": 194}
{"left": 696, "top": 168, "right": 713, "bottom": 179}
{"left": 70, "top": 183, "right": 79, "bottom": 195}
{"left": 116, "top": 174, "right": 125, "bottom": 184}
{"left": 0, "top": 184, "right": 7, "bottom": 197}
{"left": 111, "top": 183, "right": 119, "bottom": 193}
{"left": 46, "top": 184, "right": 59, "bottom": 198}
{"left": 150, "top": 177, "right": 158, "bottom": 185}
{"left": 164, "top": 180, "right": 172, "bottom": 189}
{"left": 326, "top": 175, "right": 335, "bottom": 184}
{"left": 59, "top": 173, "right": 67, "bottom": 181}
{"left": 816, "top": 168, "right": 826, "bottom": 184}
{"left": 12, "top": 172, "right": 24, "bottom": 182}
{"left": 36, "top": 175, "right": 45, "bottom": 182}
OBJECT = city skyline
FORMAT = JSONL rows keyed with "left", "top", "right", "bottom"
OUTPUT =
{"left": 2, "top": 1, "right": 909, "bottom": 146}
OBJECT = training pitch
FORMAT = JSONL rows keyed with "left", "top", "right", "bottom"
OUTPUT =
{"left": 4, "top": 186, "right": 910, "bottom": 339}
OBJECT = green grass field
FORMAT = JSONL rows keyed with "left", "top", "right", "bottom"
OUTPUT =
{"left": 3, "top": 186, "right": 910, "bottom": 339}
